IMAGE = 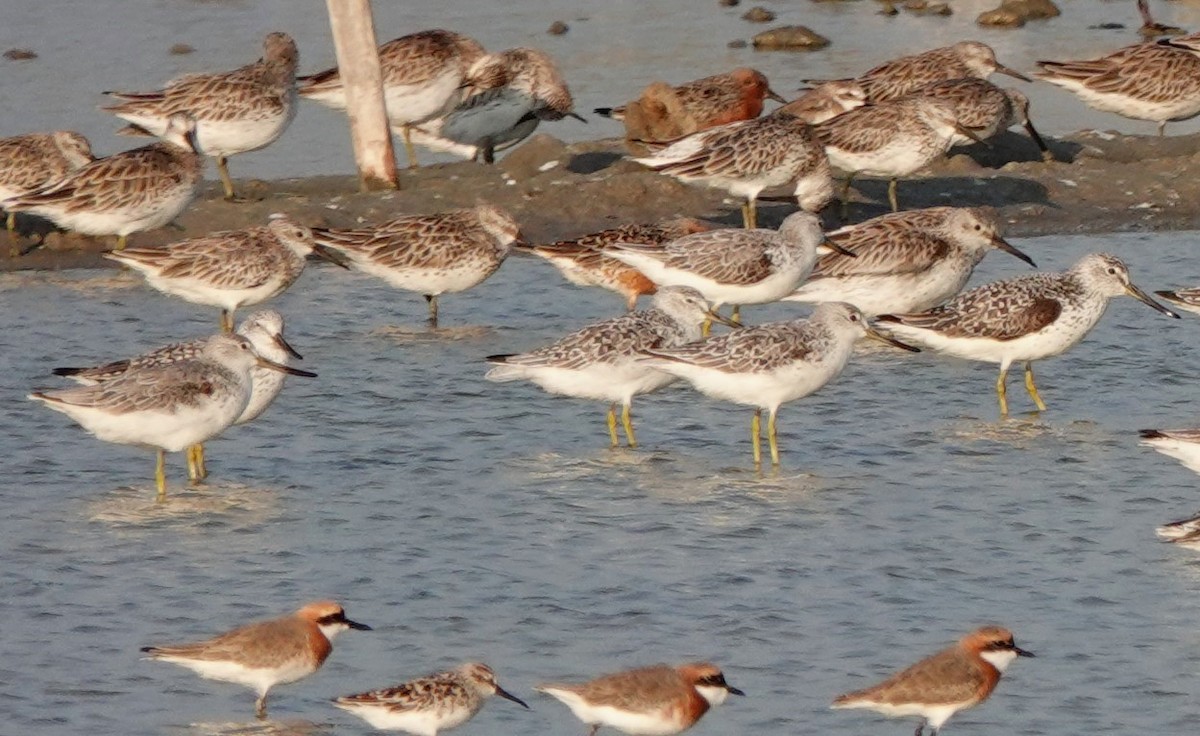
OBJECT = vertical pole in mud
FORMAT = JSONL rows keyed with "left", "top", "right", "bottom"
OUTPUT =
{"left": 324, "top": 0, "right": 399, "bottom": 190}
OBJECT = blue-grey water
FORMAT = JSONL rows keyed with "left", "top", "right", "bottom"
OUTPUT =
{"left": 3, "top": 228, "right": 1200, "bottom": 734}
{"left": 4, "top": 0, "right": 1200, "bottom": 182}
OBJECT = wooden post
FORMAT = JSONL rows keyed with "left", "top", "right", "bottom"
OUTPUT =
{"left": 324, "top": 0, "right": 398, "bottom": 190}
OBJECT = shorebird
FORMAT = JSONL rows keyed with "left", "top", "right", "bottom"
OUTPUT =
{"left": 30, "top": 333, "right": 315, "bottom": 499}
{"left": 817, "top": 96, "right": 984, "bottom": 213}
{"left": 784, "top": 207, "right": 1036, "bottom": 316}
{"left": 334, "top": 662, "right": 528, "bottom": 734}
{"left": 142, "top": 600, "right": 370, "bottom": 719}
{"left": 52, "top": 310, "right": 305, "bottom": 483}
{"left": 601, "top": 211, "right": 846, "bottom": 328}
{"left": 485, "top": 286, "right": 734, "bottom": 448}
{"left": 1154, "top": 285, "right": 1200, "bottom": 315}
{"left": 2, "top": 113, "right": 202, "bottom": 251}
{"left": 774, "top": 80, "right": 868, "bottom": 125}
{"left": 1035, "top": 32, "right": 1200, "bottom": 136}
{"left": 877, "top": 253, "right": 1179, "bottom": 416}
{"left": 1155, "top": 509, "right": 1200, "bottom": 549}
{"left": 909, "top": 78, "right": 1052, "bottom": 161}
{"left": 313, "top": 204, "right": 523, "bottom": 327}
{"left": 519, "top": 217, "right": 715, "bottom": 310}
{"left": 0, "top": 131, "right": 93, "bottom": 243}
{"left": 641, "top": 303, "right": 918, "bottom": 466}
{"left": 108, "top": 215, "right": 348, "bottom": 332}
{"left": 804, "top": 41, "right": 1031, "bottom": 102}
{"left": 1140, "top": 428, "right": 1200, "bottom": 475}
{"left": 596, "top": 68, "right": 786, "bottom": 131}
{"left": 104, "top": 31, "right": 299, "bottom": 200}
{"left": 407, "top": 47, "right": 583, "bottom": 164}
{"left": 833, "top": 626, "right": 1034, "bottom": 736}
{"left": 535, "top": 662, "right": 743, "bottom": 736}
{"left": 299, "top": 29, "right": 486, "bottom": 169}
{"left": 632, "top": 107, "right": 834, "bottom": 229}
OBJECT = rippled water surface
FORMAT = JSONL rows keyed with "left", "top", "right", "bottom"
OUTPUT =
{"left": 4, "top": 228, "right": 1200, "bottom": 734}
{"left": 4, "top": 0, "right": 1200, "bottom": 180}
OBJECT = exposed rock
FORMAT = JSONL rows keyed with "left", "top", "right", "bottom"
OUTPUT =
{"left": 904, "top": 0, "right": 952, "bottom": 15}
{"left": 977, "top": 0, "right": 1060, "bottom": 27}
{"left": 751, "top": 25, "right": 831, "bottom": 50}
{"left": 728, "top": 39, "right": 749, "bottom": 48}
{"left": 742, "top": 6, "right": 776, "bottom": 21}
{"left": 547, "top": 20, "right": 569, "bottom": 35}
{"left": 719, "top": 0, "right": 741, "bottom": 6}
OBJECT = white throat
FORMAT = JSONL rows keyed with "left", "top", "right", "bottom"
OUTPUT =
{"left": 980, "top": 649, "right": 1017, "bottom": 672}
{"left": 695, "top": 685, "right": 729, "bottom": 706}
{"left": 318, "top": 622, "right": 348, "bottom": 641}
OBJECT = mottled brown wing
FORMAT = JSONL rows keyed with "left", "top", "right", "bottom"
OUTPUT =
{"left": 891, "top": 275, "right": 1064, "bottom": 340}
{"left": 65, "top": 338, "right": 205, "bottom": 382}
{"left": 162, "top": 71, "right": 289, "bottom": 120}
{"left": 817, "top": 104, "right": 900, "bottom": 153}
{"left": 1085, "top": 47, "right": 1200, "bottom": 103}
{"left": 340, "top": 673, "right": 462, "bottom": 709}
{"left": 504, "top": 312, "right": 669, "bottom": 370}
{"left": 838, "top": 648, "right": 986, "bottom": 706}
{"left": 40, "top": 362, "right": 222, "bottom": 414}
{"left": 662, "top": 115, "right": 809, "bottom": 179}
{"left": 131, "top": 229, "right": 280, "bottom": 290}
{"left": 632, "top": 230, "right": 773, "bottom": 285}
{"left": 649, "top": 321, "right": 814, "bottom": 372}
{"left": 812, "top": 228, "right": 951, "bottom": 279}
{"left": 16, "top": 145, "right": 191, "bottom": 212}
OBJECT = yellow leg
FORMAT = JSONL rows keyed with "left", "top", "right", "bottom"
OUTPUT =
{"left": 888, "top": 178, "right": 899, "bottom": 212}
{"left": 751, "top": 408, "right": 763, "bottom": 466}
{"left": 621, "top": 404, "right": 637, "bottom": 448}
{"left": 996, "top": 365, "right": 1010, "bottom": 417}
{"left": 1024, "top": 361, "right": 1047, "bottom": 412}
{"left": 217, "top": 156, "right": 237, "bottom": 201}
{"left": 220, "top": 310, "right": 234, "bottom": 333}
{"left": 606, "top": 404, "right": 619, "bottom": 448}
{"left": 190, "top": 444, "right": 208, "bottom": 481}
{"left": 6, "top": 212, "right": 14, "bottom": 235}
{"left": 402, "top": 126, "right": 419, "bottom": 169}
{"left": 767, "top": 409, "right": 780, "bottom": 466}
{"left": 741, "top": 199, "right": 757, "bottom": 229}
{"left": 115, "top": 234, "right": 127, "bottom": 251}
{"left": 155, "top": 449, "right": 167, "bottom": 501}
{"left": 730, "top": 305, "right": 742, "bottom": 325}
{"left": 701, "top": 317, "right": 712, "bottom": 338}
{"left": 186, "top": 445, "right": 197, "bottom": 481}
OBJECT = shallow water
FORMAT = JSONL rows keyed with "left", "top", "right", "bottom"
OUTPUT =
{"left": 4, "top": 0, "right": 1200, "bottom": 181}
{"left": 4, "top": 228, "right": 1200, "bottom": 734}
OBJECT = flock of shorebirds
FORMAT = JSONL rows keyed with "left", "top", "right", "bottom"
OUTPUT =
{"left": 11, "top": 7, "right": 1200, "bottom": 736}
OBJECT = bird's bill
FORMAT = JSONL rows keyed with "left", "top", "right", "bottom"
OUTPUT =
{"left": 1014, "top": 645, "right": 1035, "bottom": 657}
{"left": 707, "top": 310, "right": 742, "bottom": 328}
{"left": 567, "top": 111, "right": 588, "bottom": 123}
{"left": 272, "top": 333, "right": 304, "bottom": 360}
{"left": 766, "top": 87, "right": 788, "bottom": 104}
{"left": 954, "top": 123, "right": 988, "bottom": 146}
{"left": 996, "top": 63, "right": 1032, "bottom": 82}
{"left": 1022, "top": 119, "right": 1053, "bottom": 161}
{"left": 726, "top": 684, "right": 747, "bottom": 696}
{"left": 1126, "top": 283, "right": 1181, "bottom": 318}
{"left": 818, "top": 238, "right": 857, "bottom": 257}
{"left": 256, "top": 355, "right": 318, "bottom": 377}
{"left": 313, "top": 244, "right": 352, "bottom": 269}
{"left": 991, "top": 235, "right": 1036, "bottom": 268}
{"left": 866, "top": 325, "right": 921, "bottom": 352}
{"left": 344, "top": 617, "right": 372, "bottom": 631}
{"left": 495, "top": 685, "right": 530, "bottom": 708}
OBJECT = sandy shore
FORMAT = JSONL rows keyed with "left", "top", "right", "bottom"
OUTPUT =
{"left": 5, "top": 128, "right": 1200, "bottom": 272}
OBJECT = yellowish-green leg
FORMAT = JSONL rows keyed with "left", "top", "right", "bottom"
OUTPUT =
{"left": 606, "top": 404, "right": 619, "bottom": 448}
{"left": 217, "top": 156, "right": 237, "bottom": 201}
{"left": 751, "top": 408, "right": 763, "bottom": 466}
{"left": 621, "top": 404, "right": 638, "bottom": 448}
{"left": 190, "top": 444, "right": 208, "bottom": 481}
{"left": 996, "top": 364, "right": 1010, "bottom": 417}
{"left": 767, "top": 409, "right": 780, "bottom": 466}
{"left": 741, "top": 199, "right": 757, "bottom": 229}
{"left": 1024, "top": 361, "right": 1047, "bottom": 412}
{"left": 730, "top": 305, "right": 742, "bottom": 325}
{"left": 888, "top": 178, "right": 899, "bottom": 212}
{"left": 6, "top": 213, "right": 17, "bottom": 258}
{"left": 115, "top": 234, "right": 127, "bottom": 251}
{"left": 402, "top": 126, "right": 419, "bottom": 169}
{"left": 426, "top": 294, "right": 439, "bottom": 327}
{"left": 220, "top": 309, "right": 234, "bottom": 333}
{"left": 6, "top": 212, "right": 14, "bottom": 235}
{"left": 155, "top": 449, "right": 167, "bottom": 502}
{"left": 840, "top": 172, "right": 856, "bottom": 220}
{"left": 701, "top": 317, "right": 712, "bottom": 338}
{"left": 186, "top": 445, "right": 197, "bottom": 482}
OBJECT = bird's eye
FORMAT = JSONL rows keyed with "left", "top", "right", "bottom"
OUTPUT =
{"left": 1107, "top": 267, "right": 1117, "bottom": 275}
{"left": 849, "top": 313, "right": 860, "bottom": 322}
{"left": 974, "top": 224, "right": 981, "bottom": 231}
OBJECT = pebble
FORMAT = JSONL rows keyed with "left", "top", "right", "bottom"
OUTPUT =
{"left": 977, "top": 0, "right": 1060, "bottom": 27}
{"left": 547, "top": 20, "right": 569, "bottom": 35}
{"left": 169, "top": 43, "right": 195, "bottom": 55}
{"left": 752, "top": 25, "right": 831, "bottom": 50}
{"left": 4, "top": 48, "right": 37, "bottom": 61}
{"left": 728, "top": 39, "right": 749, "bottom": 48}
{"left": 719, "top": 0, "right": 740, "bottom": 6}
{"left": 742, "top": 6, "right": 776, "bottom": 22}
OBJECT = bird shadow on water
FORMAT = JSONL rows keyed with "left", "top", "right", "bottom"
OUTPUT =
{"left": 85, "top": 482, "right": 280, "bottom": 530}
{"left": 943, "top": 412, "right": 1104, "bottom": 448}
{"left": 368, "top": 323, "right": 493, "bottom": 344}
{"left": 181, "top": 719, "right": 332, "bottom": 736}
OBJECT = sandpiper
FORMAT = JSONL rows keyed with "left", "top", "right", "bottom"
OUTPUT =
{"left": 108, "top": 215, "right": 347, "bottom": 332}
{"left": 817, "top": 96, "right": 984, "bottom": 213}
{"left": 334, "top": 662, "right": 528, "bottom": 734}
{"left": 30, "top": 333, "right": 315, "bottom": 499}
{"left": 877, "top": 253, "right": 1179, "bottom": 416}
{"left": 408, "top": 47, "right": 583, "bottom": 164}
{"left": 1140, "top": 428, "right": 1200, "bottom": 475}
{"left": 632, "top": 108, "right": 833, "bottom": 229}
{"left": 601, "top": 211, "right": 846, "bottom": 327}
{"left": 784, "top": 207, "right": 1036, "bottom": 316}
{"left": 0, "top": 131, "right": 93, "bottom": 243}
{"left": 774, "top": 80, "right": 868, "bottom": 125}
{"left": 485, "top": 287, "right": 734, "bottom": 448}
{"left": 143, "top": 600, "right": 370, "bottom": 718}
{"left": 536, "top": 662, "right": 743, "bottom": 736}
{"left": 833, "top": 626, "right": 1034, "bottom": 736}
{"left": 313, "top": 204, "right": 523, "bottom": 327}
{"left": 52, "top": 310, "right": 305, "bottom": 482}
{"left": 805, "top": 41, "right": 1031, "bottom": 102}
{"left": 104, "top": 31, "right": 299, "bottom": 200}
{"left": 2, "top": 113, "right": 202, "bottom": 251}
{"left": 641, "top": 303, "right": 918, "bottom": 466}
{"left": 1035, "top": 32, "right": 1200, "bottom": 136}
{"left": 909, "top": 78, "right": 1052, "bottom": 161}
{"left": 299, "top": 29, "right": 486, "bottom": 169}
{"left": 596, "top": 68, "right": 785, "bottom": 133}
{"left": 520, "top": 217, "right": 715, "bottom": 310}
